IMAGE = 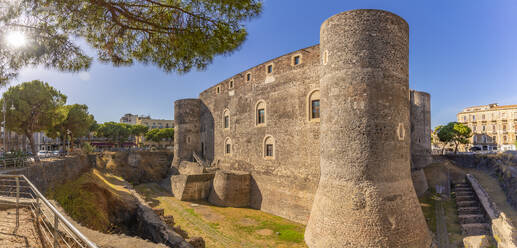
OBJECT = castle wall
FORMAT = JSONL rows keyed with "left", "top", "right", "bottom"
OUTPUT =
{"left": 305, "top": 9, "right": 431, "bottom": 247}
{"left": 198, "top": 45, "right": 321, "bottom": 223}
{"left": 172, "top": 11, "right": 432, "bottom": 228}
{"left": 173, "top": 99, "right": 202, "bottom": 166}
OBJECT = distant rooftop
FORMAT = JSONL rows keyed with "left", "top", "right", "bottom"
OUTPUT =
{"left": 460, "top": 103, "right": 517, "bottom": 113}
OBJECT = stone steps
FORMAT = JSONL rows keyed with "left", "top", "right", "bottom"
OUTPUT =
{"left": 456, "top": 192, "right": 474, "bottom": 197}
{"left": 458, "top": 207, "right": 482, "bottom": 215}
{"left": 457, "top": 195, "right": 476, "bottom": 201}
{"left": 461, "top": 223, "right": 491, "bottom": 236}
{"left": 457, "top": 201, "right": 479, "bottom": 208}
{"left": 453, "top": 183, "right": 492, "bottom": 237}
{"left": 459, "top": 214, "right": 486, "bottom": 224}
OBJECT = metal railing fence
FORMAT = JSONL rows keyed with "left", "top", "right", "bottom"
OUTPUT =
{"left": 0, "top": 174, "right": 98, "bottom": 248}
{"left": 0, "top": 156, "right": 34, "bottom": 169}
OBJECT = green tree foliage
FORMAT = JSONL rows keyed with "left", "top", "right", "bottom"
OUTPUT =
{"left": 1, "top": 80, "right": 66, "bottom": 161}
{"left": 144, "top": 128, "right": 160, "bottom": 143}
{"left": 436, "top": 122, "right": 473, "bottom": 154}
{"left": 47, "top": 104, "right": 95, "bottom": 151}
{"left": 131, "top": 124, "right": 148, "bottom": 137}
{"left": 96, "top": 122, "right": 133, "bottom": 147}
{"left": 144, "top": 128, "right": 174, "bottom": 146}
{"left": 0, "top": 0, "right": 262, "bottom": 85}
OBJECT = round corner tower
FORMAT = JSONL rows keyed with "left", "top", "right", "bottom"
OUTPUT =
{"left": 410, "top": 90, "right": 432, "bottom": 169}
{"left": 410, "top": 90, "right": 431, "bottom": 197}
{"left": 172, "top": 98, "right": 202, "bottom": 166}
{"left": 305, "top": 9, "right": 432, "bottom": 247}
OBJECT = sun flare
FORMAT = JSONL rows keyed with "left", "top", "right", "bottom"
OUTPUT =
{"left": 5, "top": 31, "right": 27, "bottom": 48}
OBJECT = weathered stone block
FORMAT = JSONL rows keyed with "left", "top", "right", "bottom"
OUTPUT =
{"left": 170, "top": 174, "right": 214, "bottom": 201}
{"left": 208, "top": 170, "right": 250, "bottom": 207}
{"left": 178, "top": 161, "right": 205, "bottom": 175}
{"left": 463, "top": 235, "right": 491, "bottom": 248}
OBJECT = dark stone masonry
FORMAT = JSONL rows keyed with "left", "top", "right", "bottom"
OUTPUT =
{"left": 171, "top": 9, "right": 434, "bottom": 247}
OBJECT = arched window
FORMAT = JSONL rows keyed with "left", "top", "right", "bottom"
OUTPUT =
{"left": 224, "top": 137, "right": 232, "bottom": 155}
{"left": 255, "top": 100, "right": 266, "bottom": 126}
{"left": 307, "top": 89, "right": 320, "bottom": 122}
{"left": 263, "top": 135, "right": 275, "bottom": 159}
{"left": 223, "top": 109, "right": 230, "bottom": 129}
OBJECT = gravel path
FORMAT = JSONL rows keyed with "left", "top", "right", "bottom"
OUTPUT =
{"left": 0, "top": 207, "right": 42, "bottom": 248}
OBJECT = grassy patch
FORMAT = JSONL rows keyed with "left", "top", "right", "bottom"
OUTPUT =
{"left": 185, "top": 208, "right": 199, "bottom": 217}
{"left": 419, "top": 192, "right": 438, "bottom": 233}
{"left": 134, "top": 183, "right": 307, "bottom": 248}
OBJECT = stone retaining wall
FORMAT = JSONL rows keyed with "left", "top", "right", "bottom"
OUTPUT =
{"left": 1, "top": 156, "right": 92, "bottom": 193}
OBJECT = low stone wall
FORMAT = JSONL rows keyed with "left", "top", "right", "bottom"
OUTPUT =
{"left": 208, "top": 170, "right": 250, "bottom": 207}
{"left": 131, "top": 190, "right": 192, "bottom": 248}
{"left": 171, "top": 174, "right": 215, "bottom": 201}
{"left": 467, "top": 174, "right": 517, "bottom": 247}
{"left": 1, "top": 155, "right": 92, "bottom": 193}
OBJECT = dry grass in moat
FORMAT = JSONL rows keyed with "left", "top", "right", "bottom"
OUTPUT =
{"left": 135, "top": 183, "right": 307, "bottom": 248}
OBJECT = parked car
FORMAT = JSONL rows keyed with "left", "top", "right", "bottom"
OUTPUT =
{"left": 469, "top": 147, "right": 482, "bottom": 152}
{"left": 37, "top": 150, "right": 49, "bottom": 157}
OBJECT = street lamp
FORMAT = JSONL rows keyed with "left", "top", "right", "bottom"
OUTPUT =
{"left": 2, "top": 100, "right": 15, "bottom": 155}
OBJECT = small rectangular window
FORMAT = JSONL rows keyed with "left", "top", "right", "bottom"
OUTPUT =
{"left": 224, "top": 116, "right": 229, "bottom": 128}
{"left": 312, "top": 100, "right": 320, "bottom": 119}
{"left": 267, "top": 65, "right": 273, "bottom": 74}
{"left": 226, "top": 144, "right": 231, "bottom": 154}
{"left": 229, "top": 80, "right": 234, "bottom": 89}
{"left": 266, "top": 144, "right": 273, "bottom": 157}
{"left": 246, "top": 73, "right": 251, "bottom": 81}
{"left": 216, "top": 86, "right": 220, "bottom": 94}
{"left": 257, "top": 109, "right": 265, "bottom": 124}
{"left": 294, "top": 56, "right": 300, "bottom": 65}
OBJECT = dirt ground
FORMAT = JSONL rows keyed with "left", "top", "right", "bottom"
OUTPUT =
{"left": 0, "top": 207, "right": 42, "bottom": 248}
{"left": 135, "top": 183, "right": 307, "bottom": 248}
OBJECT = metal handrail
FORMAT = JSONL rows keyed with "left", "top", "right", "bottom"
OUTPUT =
{"left": 0, "top": 174, "right": 98, "bottom": 248}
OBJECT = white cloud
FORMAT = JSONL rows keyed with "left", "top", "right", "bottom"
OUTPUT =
{"left": 79, "top": 71, "right": 91, "bottom": 81}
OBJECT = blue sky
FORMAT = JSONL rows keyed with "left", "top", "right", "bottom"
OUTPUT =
{"left": 4, "top": 0, "right": 517, "bottom": 127}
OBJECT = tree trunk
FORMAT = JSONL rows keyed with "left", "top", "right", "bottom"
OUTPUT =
{"left": 70, "top": 135, "right": 74, "bottom": 151}
{"left": 26, "top": 133, "right": 40, "bottom": 163}
{"left": 454, "top": 142, "right": 459, "bottom": 154}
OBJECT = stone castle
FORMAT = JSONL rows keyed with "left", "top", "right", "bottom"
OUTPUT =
{"left": 172, "top": 9, "right": 433, "bottom": 247}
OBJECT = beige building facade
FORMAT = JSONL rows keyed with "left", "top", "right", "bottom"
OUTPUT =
{"left": 457, "top": 103, "right": 517, "bottom": 151}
